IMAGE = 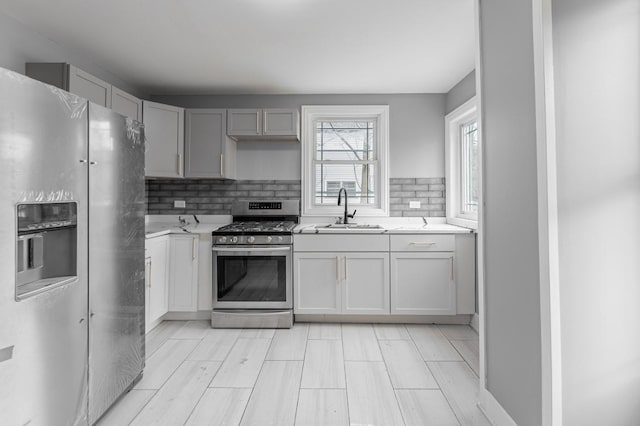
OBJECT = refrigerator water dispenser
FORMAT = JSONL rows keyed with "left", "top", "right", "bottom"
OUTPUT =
{"left": 16, "top": 202, "right": 78, "bottom": 299}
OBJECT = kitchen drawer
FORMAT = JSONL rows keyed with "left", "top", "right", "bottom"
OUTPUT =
{"left": 390, "top": 234, "right": 454, "bottom": 252}
{"left": 294, "top": 234, "right": 389, "bottom": 252}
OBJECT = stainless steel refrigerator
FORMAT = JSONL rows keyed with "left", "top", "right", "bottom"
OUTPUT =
{"left": 0, "top": 67, "right": 146, "bottom": 425}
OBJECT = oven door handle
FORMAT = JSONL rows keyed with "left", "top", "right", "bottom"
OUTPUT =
{"left": 212, "top": 246, "right": 291, "bottom": 252}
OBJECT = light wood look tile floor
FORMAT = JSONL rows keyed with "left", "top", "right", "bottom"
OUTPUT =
{"left": 98, "top": 321, "right": 486, "bottom": 426}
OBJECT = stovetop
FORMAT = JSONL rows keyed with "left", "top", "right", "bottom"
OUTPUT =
{"left": 213, "top": 220, "right": 297, "bottom": 235}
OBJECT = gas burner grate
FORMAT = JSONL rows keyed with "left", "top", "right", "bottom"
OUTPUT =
{"left": 215, "top": 221, "right": 297, "bottom": 234}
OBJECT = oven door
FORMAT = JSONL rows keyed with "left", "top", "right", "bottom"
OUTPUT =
{"left": 212, "top": 245, "right": 292, "bottom": 309}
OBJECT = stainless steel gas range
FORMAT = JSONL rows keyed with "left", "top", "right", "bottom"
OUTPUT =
{"left": 211, "top": 200, "right": 299, "bottom": 328}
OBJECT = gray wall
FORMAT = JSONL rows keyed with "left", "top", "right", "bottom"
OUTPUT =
{"left": 445, "top": 70, "right": 476, "bottom": 114}
{"left": 151, "top": 94, "right": 446, "bottom": 180}
{"left": 552, "top": 0, "right": 640, "bottom": 424}
{"left": 0, "top": 11, "right": 144, "bottom": 97}
{"left": 479, "top": 1, "right": 542, "bottom": 424}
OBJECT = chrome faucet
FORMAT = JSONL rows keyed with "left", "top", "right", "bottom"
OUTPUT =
{"left": 337, "top": 188, "right": 356, "bottom": 224}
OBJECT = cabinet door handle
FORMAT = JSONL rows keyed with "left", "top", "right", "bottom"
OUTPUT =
{"left": 450, "top": 256, "right": 454, "bottom": 281}
{"left": 336, "top": 256, "right": 340, "bottom": 284}
{"left": 344, "top": 256, "right": 348, "bottom": 281}
{"left": 220, "top": 153, "right": 224, "bottom": 177}
{"left": 177, "top": 154, "right": 182, "bottom": 176}
{"left": 257, "top": 111, "right": 261, "bottom": 134}
{"left": 192, "top": 238, "right": 197, "bottom": 260}
{"left": 148, "top": 260, "right": 152, "bottom": 288}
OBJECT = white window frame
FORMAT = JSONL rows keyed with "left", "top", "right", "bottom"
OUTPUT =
{"left": 301, "top": 105, "right": 390, "bottom": 217}
{"left": 445, "top": 97, "right": 478, "bottom": 229}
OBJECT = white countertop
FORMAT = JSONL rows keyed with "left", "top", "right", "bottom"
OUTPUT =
{"left": 146, "top": 215, "right": 473, "bottom": 238}
{"left": 145, "top": 215, "right": 230, "bottom": 238}
{"left": 145, "top": 223, "right": 227, "bottom": 238}
{"left": 295, "top": 221, "right": 473, "bottom": 234}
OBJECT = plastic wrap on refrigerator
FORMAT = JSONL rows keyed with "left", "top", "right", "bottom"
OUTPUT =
{"left": 2, "top": 66, "right": 146, "bottom": 426}
{"left": 1, "top": 66, "right": 90, "bottom": 425}
{"left": 87, "top": 104, "right": 146, "bottom": 424}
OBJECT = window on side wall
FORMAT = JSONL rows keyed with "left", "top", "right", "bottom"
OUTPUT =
{"left": 445, "top": 97, "right": 479, "bottom": 228}
{"left": 301, "top": 106, "right": 389, "bottom": 217}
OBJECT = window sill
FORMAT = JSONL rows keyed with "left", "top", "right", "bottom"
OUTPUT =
{"left": 447, "top": 216, "right": 478, "bottom": 231}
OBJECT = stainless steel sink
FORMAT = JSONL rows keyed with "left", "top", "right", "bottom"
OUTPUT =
{"left": 314, "top": 223, "right": 385, "bottom": 232}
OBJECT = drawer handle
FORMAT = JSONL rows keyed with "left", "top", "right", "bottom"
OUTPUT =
{"left": 409, "top": 242, "right": 436, "bottom": 246}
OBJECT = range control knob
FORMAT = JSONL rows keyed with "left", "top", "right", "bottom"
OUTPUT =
{"left": 277, "top": 236, "right": 284, "bottom": 242}
{"left": 219, "top": 236, "right": 227, "bottom": 243}
{"left": 230, "top": 236, "right": 238, "bottom": 243}
{"left": 266, "top": 236, "right": 272, "bottom": 243}
{"left": 247, "top": 236, "right": 255, "bottom": 243}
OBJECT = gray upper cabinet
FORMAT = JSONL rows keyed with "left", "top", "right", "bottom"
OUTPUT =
{"left": 143, "top": 100, "right": 185, "bottom": 178}
{"left": 26, "top": 63, "right": 112, "bottom": 108}
{"left": 263, "top": 109, "right": 299, "bottom": 137}
{"left": 227, "top": 108, "right": 299, "bottom": 141}
{"left": 68, "top": 66, "right": 111, "bottom": 108}
{"left": 227, "top": 109, "right": 262, "bottom": 136}
{"left": 185, "top": 109, "right": 236, "bottom": 179}
{"left": 111, "top": 86, "right": 142, "bottom": 121}
{"left": 26, "top": 63, "right": 143, "bottom": 121}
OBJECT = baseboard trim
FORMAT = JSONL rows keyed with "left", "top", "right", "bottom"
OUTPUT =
{"left": 146, "top": 316, "right": 164, "bottom": 334}
{"left": 294, "top": 314, "right": 472, "bottom": 324}
{"left": 163, "top": 311, "right": 211, "bottom": 321}
{"left": 478, "top": 388, "right": 517, "bottom": 426}
{"left": 470, "top": 312, "right": 480, "bottom": 333}
{"left": 155, "top": 312, "right": 473, "bottom": 325}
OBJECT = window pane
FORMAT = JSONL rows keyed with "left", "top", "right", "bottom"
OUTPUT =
{"left": 315, "top": 120, "right": 375, "bottom": 161}
{"left": 314, "top": 163, "right": 376, "bottom": 205}
{"left": 460, "top": 121, "right": 479, "bottom": 215}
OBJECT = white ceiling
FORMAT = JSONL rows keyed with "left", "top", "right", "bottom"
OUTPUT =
{"left": 1, "top": 0, "right": 476, "bottom": 95}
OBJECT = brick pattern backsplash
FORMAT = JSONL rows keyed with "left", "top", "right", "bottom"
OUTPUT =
{"left": 146, "top": 179, "right": 301, "bottom": 215}
{"left": 389, "top": 177, "right": 446, "bottom": 217}
{"left": 146, "top": 177, "right": 445, "bottom": 216}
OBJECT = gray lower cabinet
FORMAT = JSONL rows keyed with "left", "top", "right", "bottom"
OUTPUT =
{"left": 145, "top": 235, "right": 169, "bottom": 333}
{"left": 143, "top": 100, "right": 185, "bottom": 178}
{"left": 227, "top": 108, "right": 299, "bottom": 140}
{"left": 295, "top": 233, "right": 476, "bottom": 317}
{"left": 185, "top": 109, "right": 236, "bottom": 179}
{"left": 390, "top": 252, "right": 456, "bottom": 315}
